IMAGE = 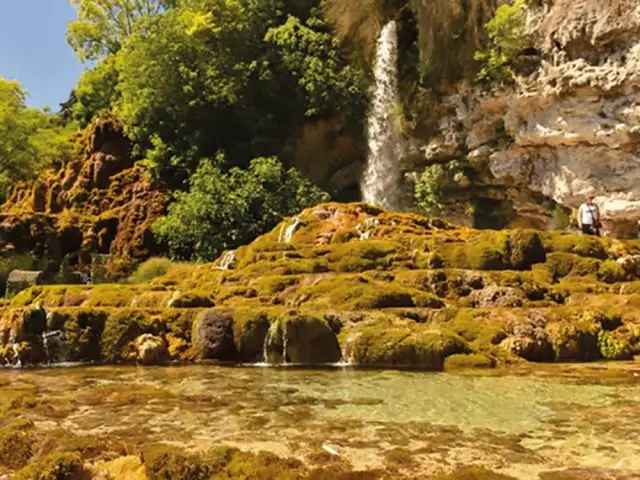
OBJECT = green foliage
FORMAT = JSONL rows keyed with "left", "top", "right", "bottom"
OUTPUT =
{"left": 414, "top": 160, "right": 468, "bottom": 215}
{"left": 598, "top": 330, "right": 634, "bottom": 361}
{"left": 265, "top": 13, "right": 366, "bottom": 120}
{"left": 474, "top": 0, "right": 529, "bottom": 82}
{"left": 153, "top": 156, "right": 330, "bottom": 261}
{"left": 72, "top": 55, "right": 121, "bottom": 127}
{"left": 0, "top": 78, "right": 78, "bottom": 203}
{"left": 111, "top": 0, "right": 365, "bottom": 183}
{"left": 128, "top": 257, "right": 175, "bottom": 284}
{"left": 67, "top": 0, "right": 175, "bottom": 61}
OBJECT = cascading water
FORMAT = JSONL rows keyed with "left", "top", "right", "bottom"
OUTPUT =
{"left": 278, "top": 215, "right": 302, "bottom": 244}
{"left": 361, "top": 20, "right": 405, "bottom": 211}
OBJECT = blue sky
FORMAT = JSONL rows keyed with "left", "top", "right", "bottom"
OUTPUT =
{"left": 0, "top": 1, "right": 84, "bottom": 110}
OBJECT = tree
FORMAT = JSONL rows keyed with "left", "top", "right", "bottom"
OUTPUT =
{"left": 153, "top": 156, "right": 330, "bottom": 261}
{"left": 114, "top": 0, "right": 366, "bottom": 185}
{"left": 67, "top": 0, "right": 176, "bottom": 61}
{"left": 72, "top": 54, "right": 121, "bottom": 126}
{"left": 0, "top": 78, "right": 78, "bottom": 203}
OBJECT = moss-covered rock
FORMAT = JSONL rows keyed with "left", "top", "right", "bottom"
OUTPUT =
{"left": 5, "top": 203, "right": 640, "bottom": 370}
{"left": 232, "top": 309, "right": 272, "bottom": 362}
{"left": 547, "top": 317, "right": 602, "bottom": 362}
{"left": 0, "top": 419, "right": 35, "bottom": 470}
{"left": 598, "top": 327, "right": 638, "bottom": 360}
{"left": 344, "top": 320, "right": 470, "bottom": 369}
{"left": 444, "top": 353, "right": 496, "bottom": 369}
{"left": 13, "top": 451, "right": 85, "bottom": 480}
{"left": 508, "top": 230, "right": 546, "bottom": 270}
{"left": 265, "top": 313, "right": 341, "bottom": 364}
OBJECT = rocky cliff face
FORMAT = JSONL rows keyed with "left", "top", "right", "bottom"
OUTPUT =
{"left": 411, "top": 0, "right": 640, "bottom": 238}
{"left": 0, "top": 117, "right": 167, "bottom": 278}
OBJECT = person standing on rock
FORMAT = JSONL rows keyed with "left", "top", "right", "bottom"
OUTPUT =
{"left": 577, "top": 196, "right": 601, "bottom": 236}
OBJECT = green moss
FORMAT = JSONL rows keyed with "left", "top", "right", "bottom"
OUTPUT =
{"left": 437, "top": 232, "right": 510, "bottom": 271}
{"left": 169, "top": 290, "right": 215, "bottom": 308}
{"left": 597, "top": 260, "right": 628, "bottom": 284}
{"left": 253, "top": 275, "right": 299, "bottom": 295}
{"left": 0, "top": 419, "right": 35, "bottom": 470}
{"left": 508, "top": 230, "right": 546, "bottom": 270}
{"left": 444, "top": 353, "right": 495, "bottom": 370}
{"left": 446, "top": 309, "right": 507, "bottom": 350}
{"left": 232, "top": 309, "right": 272, "bottom": 362}
{"left": 84, "top": 285, "right": 140, "bottom": 307}
{"left": 142, "top": 444, "right": 306, "bottom": 480}
{"left": 14, "top": 451, "right": 84, "bottom": 480}
{"left": 544, "top": 252, "right": 600, "bottom": 280}
{"left": 266, "top": 313, "right": 341, "bottom": 364}
{"left": 222, "top": 449, "right": 305, "bottom": 480}
{"left": 598, "top": 328, "right": 637, "bottom": 360}
{"left": 544, "top": 232, "right": 608, "bottom": 260}
{"left": 345, "top": 320, "right": 469, "bottom": 369}
{"left": 547, "top": 317, "right": 602, "bottom": 362}
{"left": 47, "top": 308, "right": 107, "bottom": 362}
{"left": 328, "top": 240, "right": 401, "bottom": 272}
{"left": 101, "top": 309, "right": 160, "bottom": 362}
{"left": 242, "top": 259, "right": 328, "bottom": 276}
{"left": 142, "top": 444, "right": 214, "bottom": 480}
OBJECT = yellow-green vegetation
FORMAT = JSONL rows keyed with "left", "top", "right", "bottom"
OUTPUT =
{"left": 474, "top": 0, "right": 530, "bottom": 82}
{"left": 128, "top": 257, "right": 177, "bottom": 284}
{"left": 3, "top": 203, "right": 640, "bottom": 369}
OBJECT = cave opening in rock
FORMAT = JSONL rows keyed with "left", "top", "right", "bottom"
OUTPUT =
{"left": 473, "top": 197, "right": 516, "bottom": 230}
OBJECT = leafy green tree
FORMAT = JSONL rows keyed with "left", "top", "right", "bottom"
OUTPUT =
{"left": 67, "top": 0, "right": 176, "bottom": 61}
{"left": 153, "top": 156, "right": 330, "bottom": 261}
{"left": 0, "top": 78, "right": 77, "bottom": 203}
{"left": 114, "top": 0, "right": 366, "bottom": 185}
{"left": 265, "top": 12, "right": 366, "bottom": 120}
{"left": 72, "top": 54, "right": 121, "bottom": 126}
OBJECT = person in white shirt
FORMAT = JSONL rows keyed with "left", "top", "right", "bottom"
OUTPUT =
{"left": 577, "top": 195, "right": 601, "bottom": 236}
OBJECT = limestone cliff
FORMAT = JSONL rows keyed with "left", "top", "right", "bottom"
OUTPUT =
{"left": 409, "top": 0, "right": 640, "bottom": 237}
{"left": 0, "top": 117, "right": 167, "bottom": 278}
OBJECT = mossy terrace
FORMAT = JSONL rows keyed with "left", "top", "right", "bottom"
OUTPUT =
{"left": 2, "top": 203, "right": 640, "bottom": 370}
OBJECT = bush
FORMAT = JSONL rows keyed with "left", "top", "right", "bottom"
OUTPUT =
{"left": 475, "top": 0, "right": 529, "bottom": 82}
{"left": 415, "top": 160, "right": 468, "bottom": 215}
{"left": 153, "top": 156, "right": 330, "bottom": 261}
{"left": 128, "top": 257, "right": 175, "bottom": 284}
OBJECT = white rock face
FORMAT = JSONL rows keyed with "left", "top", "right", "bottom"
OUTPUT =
{"left": 417, "top": 0, "right": 640, "bottom": 237}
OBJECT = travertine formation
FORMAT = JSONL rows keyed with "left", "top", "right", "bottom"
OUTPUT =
{"left": 2, "top": 203, "right": 639, "bottom": 370}
{"left": 0, "top": 117, "right": 167, "bottom": 279}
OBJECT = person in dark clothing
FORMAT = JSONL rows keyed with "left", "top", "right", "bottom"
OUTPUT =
{"left": 577, "top": 195, "right": 601, "bottom": 236}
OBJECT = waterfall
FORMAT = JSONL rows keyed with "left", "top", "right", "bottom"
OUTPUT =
{"left": 217, "top": 250, "right": 237, "bottom": 270}
{"left": 361, "top": 20, "right": 405, "bottom": 211}
{"left": 278, "top": 215, "right": 301, "bottom": 244}
{"left": 43, "top": 330, "right": 68, "bottom": 364}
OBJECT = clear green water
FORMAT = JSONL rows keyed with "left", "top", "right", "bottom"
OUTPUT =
{"left": 2, "top": 365, "right": 640, "bottom": 478}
